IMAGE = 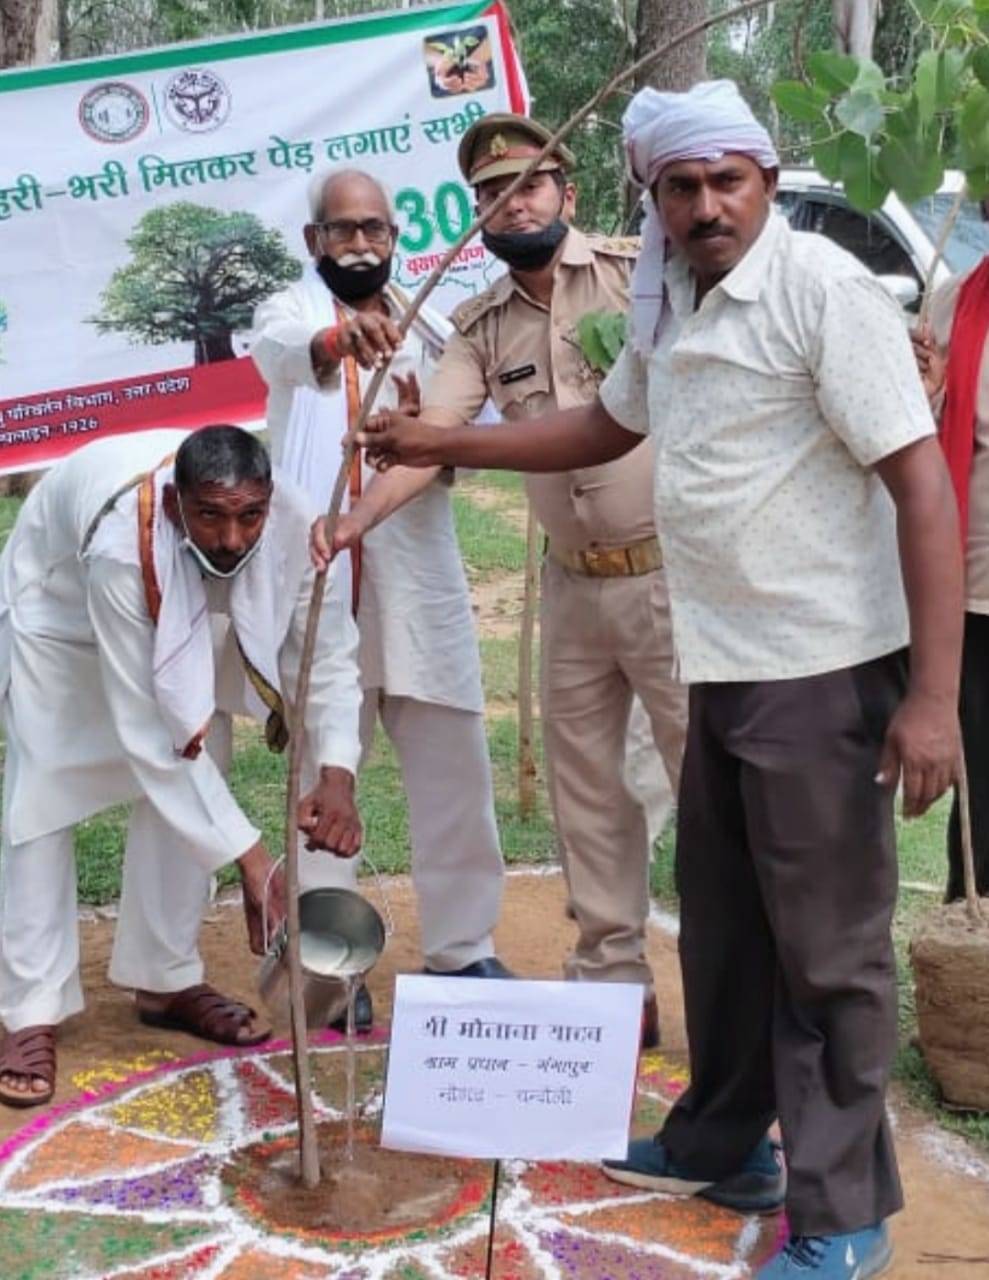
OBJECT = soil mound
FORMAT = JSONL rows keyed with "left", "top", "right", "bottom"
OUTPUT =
{"left": 911, "top": 899, "right": 989, "bottom": 1110}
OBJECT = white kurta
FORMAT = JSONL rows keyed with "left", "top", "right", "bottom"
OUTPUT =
{"left": 252, "top": 279, "right": 504, "bottom": 970}
{"left": 0, "top": 429, "right": 361, "bottom": 868}
{"left": 0, "top": 430, "right": 362, "bottom": 1029}
{"left": 252, "top": 280, "right": 483, "bottom": 713}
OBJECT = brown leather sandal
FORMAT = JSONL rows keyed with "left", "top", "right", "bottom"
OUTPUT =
{"left": 0, "top": 1025, "right": 56, "bottom": 1108}
{"left": 138, "top": 984, "right": 271, "bottom": 1046}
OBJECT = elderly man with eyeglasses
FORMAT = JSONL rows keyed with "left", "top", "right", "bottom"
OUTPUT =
{"left": 251, "top": 168, "right": 511, "bottom": 1033}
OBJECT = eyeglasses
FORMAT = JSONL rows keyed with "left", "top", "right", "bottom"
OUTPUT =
{"left": 313, "top": 218, "right": 394, "bottom": 245}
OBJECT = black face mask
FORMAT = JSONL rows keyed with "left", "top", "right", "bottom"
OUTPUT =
{"left": 481, "top": 218, "right": 568, "bottom": 271}
{"left": 317, "top": 254, "right": 391, "bottom": 302}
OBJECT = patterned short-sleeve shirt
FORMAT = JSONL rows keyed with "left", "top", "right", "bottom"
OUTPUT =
{"left": 599, "top": 210, "right": 935, "bottom": 683}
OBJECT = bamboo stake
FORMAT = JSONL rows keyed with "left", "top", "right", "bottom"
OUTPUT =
{"left": 956, "top": 754, "right": 985, "bottom": 927}
{"left": 517, "top": 503, "right": 539, "bottom": 818}
{"left": 918, "top": 182, "right": 967, "bottom": 331}
{"left": 283, "top": 0, "right": 775, "bottom": 1186}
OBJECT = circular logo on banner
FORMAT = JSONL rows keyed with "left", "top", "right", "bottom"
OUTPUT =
{"left": 78, "top": 82, "right": 149, "bottom": 143}
{"left": 164, "top": 68, "right": 231, "bottom": 133}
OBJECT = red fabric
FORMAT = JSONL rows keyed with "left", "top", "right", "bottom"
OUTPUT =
{"left": 941, "top": 257, "right": 989, "bottom": 546}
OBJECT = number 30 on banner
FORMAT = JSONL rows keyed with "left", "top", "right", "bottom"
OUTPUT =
{"left": 396, "top": 182, "right": 473, "bottom": 252}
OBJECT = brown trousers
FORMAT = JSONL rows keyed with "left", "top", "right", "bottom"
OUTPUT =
{"left": 661, "top": 653, "right": 907, "bottom": 1235}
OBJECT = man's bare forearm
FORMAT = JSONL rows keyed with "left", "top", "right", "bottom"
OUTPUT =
{"left": 878, "top": 437, "right": 963, "bottom": 701}
{"left": 353, "top": 465, "right": 441, "bottom": 533}
{"left": 388, "top": 400, "right": 640, "bottom": 472}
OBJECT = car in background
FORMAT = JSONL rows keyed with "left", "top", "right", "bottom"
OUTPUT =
{"left": 776, "top": 168, "right": 989, "bottom": 310}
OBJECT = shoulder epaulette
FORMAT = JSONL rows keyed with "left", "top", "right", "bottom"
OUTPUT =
{"left": 451, "top": 276, "right": 512, "bottom": 334}
{"left": 587, "top": 234, "right": 640, "bottom": 258}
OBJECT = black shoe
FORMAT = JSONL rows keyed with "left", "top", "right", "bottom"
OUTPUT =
{"left": 424, "top": 957, "right": 516, "bottom": 979}
{"left": 641, "top": 995, "right": 661, "bottom": 1051}
{"left": 329, "top": 981, "right": 373, "bottom": 1034}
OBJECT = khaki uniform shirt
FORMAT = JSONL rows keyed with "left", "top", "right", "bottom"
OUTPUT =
{"left": 928, "top": 269, "right": 989, "bottom": 615}
{"left": 423, "top": 227, "right": 656, "bottom": 552}
{"left": 601, "top": 211, "right": 934, "bottom": 683}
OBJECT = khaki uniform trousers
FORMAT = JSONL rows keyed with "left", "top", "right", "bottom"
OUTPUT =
{"left": 540, "top": 558, "right": 688, "bottom": 993}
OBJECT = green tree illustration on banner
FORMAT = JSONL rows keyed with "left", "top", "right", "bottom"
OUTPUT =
{"left": 771, "top": 0, "right": 989, "bottom": 210}
{"left": 92, "top": 202, "right": 302, "bottom": 364}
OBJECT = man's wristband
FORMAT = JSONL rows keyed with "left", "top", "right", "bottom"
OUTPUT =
{"left": 321, "top": 325, "right": 347, "bottom": 364}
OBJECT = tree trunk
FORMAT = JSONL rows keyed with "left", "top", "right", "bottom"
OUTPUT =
{"left": 1, "top": 0, "right": 55, "bottom": 499}
{"left": 634, "top": 0, "right": 707, "bottom": 93}
{"left": 0, "top": 0, "right": 56, "bottom": 66}
{"left": 832, "top": 0, "right": 880, "bottom": 59}
{"left": 195, "top": 331, "right": 236, "bottom": 364}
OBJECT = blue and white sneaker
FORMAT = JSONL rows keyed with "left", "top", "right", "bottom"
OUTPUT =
{"left": 602, "top": 1134, "right": 785, "bottom": 1214}
{"left": 755, "top": 1223, "right": 892, "bottom": 1279}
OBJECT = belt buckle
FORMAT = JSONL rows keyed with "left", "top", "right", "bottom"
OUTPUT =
{"left": 582, "top": 547, "right": 602, "bottom": 574}
{"left": 583, "top": 546, "right": 623, "bottom": 576}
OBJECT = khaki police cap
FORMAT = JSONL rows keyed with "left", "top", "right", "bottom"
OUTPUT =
{"left": 458, "top": 113, "right": 576, "bottom": 187}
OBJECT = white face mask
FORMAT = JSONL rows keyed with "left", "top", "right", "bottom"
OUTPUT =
{"left": 176, "top": 490, "right": 264, "bottom": 580}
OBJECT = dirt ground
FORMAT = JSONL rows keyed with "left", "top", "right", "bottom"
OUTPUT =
{"left": 2, "top": 869, "right": 988, "bottom": 1278}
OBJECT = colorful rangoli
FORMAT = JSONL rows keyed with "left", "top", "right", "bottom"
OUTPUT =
{"left": 0, "top": 1031, "right": 784, "bottom": 1279}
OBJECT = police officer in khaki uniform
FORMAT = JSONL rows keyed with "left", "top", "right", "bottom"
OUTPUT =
{"left": 421, "top": 115, "right": 688, "bottom": 1047}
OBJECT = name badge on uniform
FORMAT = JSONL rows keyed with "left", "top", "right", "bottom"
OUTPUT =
{"left": 498, "top": 364, "right": 536, "bottom": 386}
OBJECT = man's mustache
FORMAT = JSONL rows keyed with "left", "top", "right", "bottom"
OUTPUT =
{"left": 336, "top": 251, "right": 382, "bottom": 269}
{"left": 689, "top": 222, "right": 735, "bottom": 240}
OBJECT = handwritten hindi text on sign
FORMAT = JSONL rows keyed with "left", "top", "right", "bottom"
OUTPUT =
{"left": 381, "top": 977, "right": 641, "bottom": 1160}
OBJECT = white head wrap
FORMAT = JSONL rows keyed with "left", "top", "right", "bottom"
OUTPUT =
{"left": 622, "top": 79, "right": 779, "bottom": 354}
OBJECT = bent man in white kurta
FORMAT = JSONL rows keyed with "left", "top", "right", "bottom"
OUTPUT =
{"left": 0, "top": 426, "right": 362, "bottom": 1107}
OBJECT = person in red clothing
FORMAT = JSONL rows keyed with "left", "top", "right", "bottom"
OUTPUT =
{"left": 913, "top": 251, "right": 989, "bottom": 900}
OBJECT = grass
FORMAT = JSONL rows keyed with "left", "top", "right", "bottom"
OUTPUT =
{"left": 480, "top": 634, "right": 538, "bottom": 705}
{"left": 0, "top": 498, "right": 20, "bottom": 548}
{"left": 451, "top": 490, "right": 527, "bottom": 577}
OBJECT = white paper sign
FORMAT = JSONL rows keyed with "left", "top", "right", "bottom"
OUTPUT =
{"left": 381, "top": 976, "right": 642, "bottom": 1160}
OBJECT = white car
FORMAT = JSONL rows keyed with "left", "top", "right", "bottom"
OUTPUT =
{"left": 776, "top": 168, "right": 989, "bottom": 309}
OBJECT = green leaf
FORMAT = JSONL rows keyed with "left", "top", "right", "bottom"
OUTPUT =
{"left": 853, "top": 59, "right": 887, "bottom": 96}
{"left": 973, "top": 45, "right": 989, "bottom": 90}
{"left": 576, "top": 314, "right": 610, "bottom": 373}
{"left": 812, "top": 132, "right": 844, "bottom": 181}
{"left": 937, "top": 49, "right": 968, "bottom": 108}
{"left": 597, "top": 312, "right": 627, "bottom": 363}
{"left": 806, "top": 50, "right": 859, "bottom": 94}
{"left": 965, "top": 165, "right": 989, "bottom": 198}
{"left": 910, "top": 0, "right": 972, "bottom": 26}
{"left": 914, "top": 50, "right": 939, "bottom": 123}
{"left": 959, "top": 83, "right": 989, "bottom": 166}
{"left": 838, "top": 134, "right": 891, "bottom": 212}
{"left": 835, "top": 90, "right": 885, "bottom": 138}
{"left": 877, "top": 132, "right": 944, "bottom": 202}
{"left": 771, "top": 79, "right": 832, "bottom": 123}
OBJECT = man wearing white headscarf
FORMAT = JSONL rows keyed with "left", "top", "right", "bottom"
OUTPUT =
{"left": 355, "top": 80, "right": 964, "bottom": 1280}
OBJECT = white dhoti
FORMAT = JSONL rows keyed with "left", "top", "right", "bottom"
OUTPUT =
{"left": 623, "top": 696, "right": 675, "bottom": 849}
{"left": 300, "top": 692, "right": 503, "bottom": 970}
{"left": 0, "top": 715, "right": 232, "bottom": 1031}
